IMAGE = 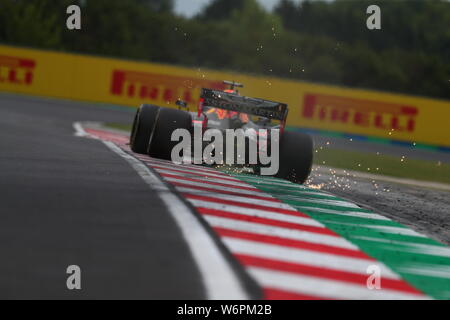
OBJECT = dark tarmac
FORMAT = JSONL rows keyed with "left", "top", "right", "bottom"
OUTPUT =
{"left": 0, "top": 94, "right": 206, "bottom": 299}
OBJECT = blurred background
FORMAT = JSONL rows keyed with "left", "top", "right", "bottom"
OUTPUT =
{"left": 1, "top": 0, "right": 450, "bottom": 184}
{"left": 0, "top": 0, "right": 449, "bottom": 100}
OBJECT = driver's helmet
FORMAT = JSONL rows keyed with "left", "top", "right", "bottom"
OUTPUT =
{"left": 206, "top": 108, "right": 249, "bottom": 123}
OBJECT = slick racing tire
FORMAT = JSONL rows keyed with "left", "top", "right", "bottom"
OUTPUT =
{"left": 276, "top": 130, "right": 313, "bottom": 184}
{"left": 130, "top": 104, "right": 160, "bottom": 154}
{"left": 149, "top": 108, "right": 193, "bottom": 160}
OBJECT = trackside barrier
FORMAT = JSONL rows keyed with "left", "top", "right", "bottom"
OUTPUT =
{"left": 1, "top": 44, "right": 449, "bottom": 148}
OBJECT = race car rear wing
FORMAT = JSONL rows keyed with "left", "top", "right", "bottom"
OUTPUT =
{"left": 199, "top": 88, "right": 288, "bottom": 121}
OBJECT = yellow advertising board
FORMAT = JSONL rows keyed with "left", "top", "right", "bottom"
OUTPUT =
{"left": 1, "top": 44, "right": 449, "bottom": 147}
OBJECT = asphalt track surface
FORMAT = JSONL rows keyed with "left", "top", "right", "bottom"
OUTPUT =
{"left": 0, "top": 94, "right": 253, "bottom": 299}
{"left": 1, "top": 93, "right": 450, "bottom": 299}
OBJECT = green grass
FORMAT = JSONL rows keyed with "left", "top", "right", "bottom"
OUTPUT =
{"left": 314, "top": 147, "right": 450, "bottom": 185}
{"left": 104, "top": 122, "right": 450, "bottom": 185}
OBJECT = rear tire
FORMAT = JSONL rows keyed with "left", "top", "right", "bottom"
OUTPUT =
{"left": 130, "top": 104, "right": 160, "bottom": 154}
{"left": 149, "top": 108, "right": 193, "bottom": 160}
{"left": 275, "top": 131, "right": 313, "bottom": 184}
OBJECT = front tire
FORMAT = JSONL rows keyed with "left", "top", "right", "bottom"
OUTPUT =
{"left": 276, "top": 130, "right": 313, "bottom": 184}
{"left": 130, "top": 104, "right": 160, "bottom": 154}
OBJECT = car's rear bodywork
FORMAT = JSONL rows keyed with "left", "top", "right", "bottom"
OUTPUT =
{"left": 130, "top": 81, "right": 313, "bottom": 184}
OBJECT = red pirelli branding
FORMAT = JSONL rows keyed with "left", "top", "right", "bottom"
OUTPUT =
{"left": 303, "top": 93, "right": 419, "bottom": 132}
{"left": 0, "top": 55, "right": 36, "bottom": 85}
{"left": 1, "top": 45, "right": 447, "bottom": 147}
{"left": 110, "top": 70, "right": 225, "bottom": 104}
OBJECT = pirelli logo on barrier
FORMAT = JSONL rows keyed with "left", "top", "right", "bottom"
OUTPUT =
{"left": 110, "top": 70, "right": 225, "bottom": 104}
{"left": 1, "top": 45, "right": 448, "bottom": 147}
{"left": 303, "top": 93, "right": 419, "bottom": 133}
{"left": 0, "top": 55, "right": 36, "bottom": 86}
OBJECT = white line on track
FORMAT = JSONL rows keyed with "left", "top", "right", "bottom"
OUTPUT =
{"left": 73, "top": 122, "right": 249, "bottom": 300}
{"left": 73, "top": 121, "right": 88, "bottom": 137}
{"left": 223, "top": 237, "right": 399, "bottom": 279}
{"left": 156, "top": 169, "right": 255, "bottom": 188}
{"left": 204, "top": 215, "right": 360, "bottom": 250}
{"left": 353, "top": 235, "right": 450, "bottom": 258}
{"left": 181, "top": 190, "right": 293, "bottom": 208}
{"left": 248, "top": 267, "right": 427, "bottom": 300}
{"left": 147, "top": 163, "right": 240, "bottom": 180}
{"left": 284, "top": 197, "right": 362, "bottom": 208}
{"left": 188, "top": 199, "right": 324, "bottom": 227}
{"left": 325, "top": 221, "right": 427, "bottom": 238}
{"left": 173, "top": 186, "right": 277, "bottom": 202}
{"left": 165, "top": 177, "right": 267, "bottom": 196}
{"left": 238, "top": 181, "right": 337, "bottom": 197}
{"left": 138, "top": 156, "right": 227, "bottom": 175}
{"left": 397, "top": 264, "right": 450, "bottom": 279}
{"left": 296, "top": 206, "right": 391, "bottom": 221}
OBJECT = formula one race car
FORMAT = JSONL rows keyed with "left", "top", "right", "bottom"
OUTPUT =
{"left": 130, "top": 81, "right": 313, "bottom": 184}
